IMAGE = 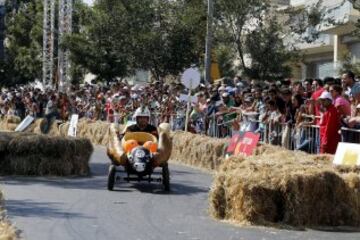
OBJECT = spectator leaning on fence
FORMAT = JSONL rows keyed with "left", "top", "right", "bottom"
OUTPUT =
{"left": 318, "top": 91, "right": 341, "bottom": 154}
{"left": 345, "top": 83, "right": 360, "bottom": 128}
{"left": 329, "top": 84, "right": 351, "bottom": 118}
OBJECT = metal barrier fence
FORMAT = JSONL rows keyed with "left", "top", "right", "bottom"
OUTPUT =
{"left": 341, "top": 127, "right": 360, "bottom": 144}
{"left": 106, "top": 110, "right": 359, "bottom": 154}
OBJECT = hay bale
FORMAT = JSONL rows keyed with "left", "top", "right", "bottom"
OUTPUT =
{"left": 24, "top": 118, "right": 45, "bottom": 134}
{"left": 209, "top": 146, "right": 360, "bottom": 227}
{"left": 61, "top": 119, "right": 113, "bottom": 146}
{"left": 5, "top": 116, "right": 21, "bottom": 124}
{"left": 0, "top": 115, "right": 20, "bottom": 132}
{"left": 59, "top": 122, "right": 69, "bottom": 136}
{"left": 47, "top": 121, "right": 61, "bottom": 136}
{"left": 0, "top": 190, "right": 19, "bottom": 240}
{"left": 0, "top": 132, "right": 93, "bottom": 176}
{"left": 170, "top": 131, "right": 228, "bottom": 170}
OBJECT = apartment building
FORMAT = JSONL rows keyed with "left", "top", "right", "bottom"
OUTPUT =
{"left": 290, "top": 0, "right": 360, "bottom": 80}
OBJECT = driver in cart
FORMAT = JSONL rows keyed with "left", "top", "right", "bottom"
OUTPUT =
{"left": 123, "top": 106, "right": 158, "bottom": 139}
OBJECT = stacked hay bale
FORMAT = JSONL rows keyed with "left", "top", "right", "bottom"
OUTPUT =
{"left": 170, "top": 131, "right": 228, "bottom": 170}
{"left": 209, "top": 146, "right": 360, "bottom": 227}
{"left": 58, "top": 119, "right": 115, "bottom": 146}
{"left": 0, "top": 132, "right": 93, "bottom": 176}
{"left": 0, "top": 190, "right": 19, "bottom": 240}
{"left": 0, "top": 117, "right": 117, "bottom": 146}
{"left": 0, "top": 116, "right": 21, "bottom": 132}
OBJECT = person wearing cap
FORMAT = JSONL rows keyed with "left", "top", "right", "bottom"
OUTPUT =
{"left": 222, "top": 92, "right": 234, "bottom": 108}
{"left": 318, "top": 91, "right": 341, "bottom": 154}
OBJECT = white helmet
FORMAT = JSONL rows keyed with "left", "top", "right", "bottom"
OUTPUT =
{"left": 133, "top": 107, "right": 151, "bottom": 119}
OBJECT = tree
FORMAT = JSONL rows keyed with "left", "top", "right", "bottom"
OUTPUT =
{"left": 245, "top": 15, "right": 295, "bottom": 80}
{"left": 63, "top": 0, "right": 136, "bottom": 82}
{"left": 214, "top": 45, "right": 236, "bottom": 78}
{"left": 214, "top": 0, "right": 299, "bottom": 80}
{"left": 214, "top": 0, "right": 268, "bottom": 75}
{"left": 0, "top": 0, "right": 43, "bottom": 87}
{"left": 213, "top": 0, "right": 324, "bottom": 81}
{"left": 132, "top": 0, "right": 206, "bottom": 81}
{"left": 63, "top": 0, "right": 207, "bottom": 82}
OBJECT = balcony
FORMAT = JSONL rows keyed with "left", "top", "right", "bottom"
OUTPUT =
{"left": 290, "top": 0, "right": 359, "bottom": 34}
{"left": 294, "top": 33, "right": 334, "bottom": 54}
{"left": 319, "top": 0, "right": 359, "bottom": 34}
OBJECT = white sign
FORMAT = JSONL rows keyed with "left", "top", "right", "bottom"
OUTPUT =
{"left": 181, "top": 67, "right": 201, "bottom": 90}
{"left": 334, "top": 142, "right": 360, "bottom": 166}
{"left": 15, "top": 115, "right": 35, "bottom": 132}
{"left": 179, "top": 94, "right": 198, "bottom": 104}
{"left": 68, "top": 114, "right": 79, "bottom": 137}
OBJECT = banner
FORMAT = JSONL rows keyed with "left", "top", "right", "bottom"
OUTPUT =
{"left": 226, "top": 133, "right": 243, "bottom": 155}
{"left": 234, "top": 132, "right": 260, "bottom": 157}
{"left": 225, "top": 132, "right": 260, "bottom": 157}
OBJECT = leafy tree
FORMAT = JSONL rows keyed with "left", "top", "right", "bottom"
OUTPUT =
{"left": 245, "top": 15, "right": 295, "bottom": 80}
{"left": 133, "top": 0, "right": 206, "bottom": 80}
{"left": 0, "top": 0, "right": 43, "bottom": 87}
{"left": 214, "top": 45, "right": 236, "bottom": 78}
{"left": 64, "top": 0, "right": 206, "bottom": 82}
{"left": 214, "top": 0, "right": 269, "bottom": 75}
{"left": 63, "top": 0, "right": 134, "bottom": 82}
{"left": 214, "top": 0, "right": 323, "bottom": 81}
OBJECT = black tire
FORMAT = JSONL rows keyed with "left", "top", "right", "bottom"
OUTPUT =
{"left": 162, "top": 163, "right": 170, "bottom": 191}
{"left": 107, "top": 164, "right": 116, "bottom": 191}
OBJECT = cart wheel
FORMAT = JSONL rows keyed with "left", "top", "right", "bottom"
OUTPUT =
{"left": 162, "top": 163, "right": 170, "bottom": 191}
{"left": 107, "top": 164, "right": 116, "bottom": 191}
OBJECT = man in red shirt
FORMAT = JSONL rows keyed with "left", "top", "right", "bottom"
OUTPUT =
{"left": 318, "top": 91, "right": 341, "bottom": 154}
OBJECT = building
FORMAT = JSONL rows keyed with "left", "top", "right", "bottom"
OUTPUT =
{"left": 290, "top": 0, "right": 360, "bottom": 80}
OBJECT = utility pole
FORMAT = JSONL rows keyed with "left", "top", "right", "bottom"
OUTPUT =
{"left": 204, "top": 0, "right": 214, "bottom": 85}
{"left": 58, "top": 0, "right": 73, "bottom": 92}
{"left": 42, "top": 0, "right": 55, "bottom": 88}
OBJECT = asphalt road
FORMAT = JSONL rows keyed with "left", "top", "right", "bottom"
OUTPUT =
{"left": 1, "top": 147, "right": 359, "bottom": 240}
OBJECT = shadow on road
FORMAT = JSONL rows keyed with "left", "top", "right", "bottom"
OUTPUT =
{"left": 0, "top": 162, "right": 208, "bottom": 196}
{"left": 128, "top": 181, "right": 209, "bottom": 195}
{"left": 309, "top": 226, "right": 360, "bottom": 233}
{"left": 5, "top": 199, "right": 93, "bottom": 219}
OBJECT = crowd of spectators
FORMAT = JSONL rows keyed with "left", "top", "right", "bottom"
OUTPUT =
{"left": 1, "top": 71, "right": 360, "bottom": 154}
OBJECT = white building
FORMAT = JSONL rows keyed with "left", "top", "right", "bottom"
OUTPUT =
{"left": 289, "top": 0, "right": 360, "bottom": 79}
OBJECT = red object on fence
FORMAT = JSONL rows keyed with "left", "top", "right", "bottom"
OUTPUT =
{"left": 226, "top": 133, "right": 242, "bottom": 154}
{"left": 234, "top": 132, "right": 260, "bottom": 156}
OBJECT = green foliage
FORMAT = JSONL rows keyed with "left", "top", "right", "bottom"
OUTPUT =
{"left": 214, "top": 0, "right": 268, "bottom": 73}
{"left": 214, "top": 0, "right": 298, "bottom": 81}
{"left": 63, "top": 1, "right": 133, "bottom": 82}
{"left": 134, "top": 0, "right": 206, "bottom": 80}
{"left": 245, "top": 16, "right": 295, "bottom": 80}
{"left": 214, "top": 45, "right": 237, "bottom": 78}
{"left": 0, "top": 0, "right": 43, "bottom": 87}
{"left": 63, "top": 0, "right": 206, "bottom": 82}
